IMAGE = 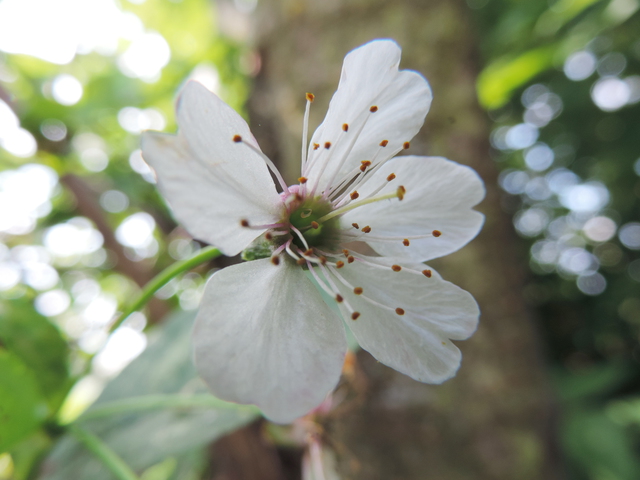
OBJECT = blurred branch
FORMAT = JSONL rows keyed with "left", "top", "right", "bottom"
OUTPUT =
{"left": 60, "top": 174, "right": 170, "bottom": 323}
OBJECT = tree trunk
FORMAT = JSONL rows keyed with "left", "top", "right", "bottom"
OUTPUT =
{"left": 247, "top": 1, "right": 565, "bottom": 478}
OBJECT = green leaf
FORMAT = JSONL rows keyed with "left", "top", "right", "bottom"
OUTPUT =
{"left": 0, "top": 301, "right": 71, "bottom": 412}
{"left": 477, "top": 45, "right": 556, "bottom": 109}
{"left": 39, "top": 311, "right": 258, "bottom": 480}
{"left": 0, "top": 349, "right": 48, "bottom": 452}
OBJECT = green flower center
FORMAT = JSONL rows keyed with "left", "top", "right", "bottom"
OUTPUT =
{"left": 289, "top": 197, "right": 339, "bottom": 249}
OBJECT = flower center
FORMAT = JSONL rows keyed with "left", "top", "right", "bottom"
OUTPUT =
{"left": 288, "top": 196, "right": 339, "bottom": 249}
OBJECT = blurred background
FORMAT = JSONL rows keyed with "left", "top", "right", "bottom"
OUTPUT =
{"left": 0, "top": 0, "right": 639, "bottom": 479}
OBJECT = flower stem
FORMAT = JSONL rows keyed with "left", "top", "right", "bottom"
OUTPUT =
{"left": 110, "top": 246, "right": 221, "bottom": 332}
{"left": 68, "top": 424, "right": 140, "bottom": 480}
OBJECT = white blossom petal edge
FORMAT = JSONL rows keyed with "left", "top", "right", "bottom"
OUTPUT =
{"left": 141, "top": 39, "right": 485, "bottom": 423}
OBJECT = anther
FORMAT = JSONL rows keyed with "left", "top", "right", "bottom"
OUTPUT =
{"left": 369, "top": 106, "right": 378, "bottom": 113}
{"left": 298, "top": 176, "right": 308, "bottom": 184}
{"left": 336, "top": 294, "right": 344, "bottom": 303}
{"left": 351, "top": 312, "right": 361, "bottom": 320}
{"left": 403, "top": 239, "right": 410, "bottom": 246}
{"left": 313, "top": 143, "right": 320, "bottom": 150}
{"left": 347, "top": 256, "right": 355, "bottom": 264}
{"left": 391, "top": 265, "right": 402, "bottom": 272}
{"left": 304, "top": 249, "right": 314, "bottom": 256}
{"left": 324, "top": 142, "right": 332, "bottom": 149}
{"left": 361, "top": 160, "right": 372, "bottom": 167}
{"left": 433, "top": 230, "right": 442, "bottom": 237}
{"left": 395, "top": 308, "right": 405, "bottom": 316}
{"left": 422, "top": 269, "right": 432, "bottom": 278}
{"left": 353, "top": 287, "right": 363, "bottom": 295}
{"left": 265, "top": 232, "right": 273, "bottom": 240}
{"left": 342, "top": 249, "right": 349, "bottom": 257}
{"left": 319, "top": 256, "right": 327, "bottom": 265}
{"left": 362, "top": 226, "right": 371, "bottom": 233}
{"left": 240, "top": 219, "right": 250, "bottom": 227}
{"left": 403, "top": 141, "right": 410, "bottom": 149}
{"left": 271, "top": 256, "right": 280, "bottom": 265}
{"left": 336, "top": 261, "right": 345, "bottom": 268}
{"left": 380, "top": 140, "right": 388, "bottom": 147}
{"left": 233, "top": 134, "right": 242, "bottom": 143}
{"left": 397, "top": 186, "right": 405, "bottom": 201}
{"left": 311, "top": 221, "right": 320, "bottom": 229}
{"left": 350, "top": 191, "right": 359, "bottom": 200}
{"left": 342, "top": 123, "right": 349, "bottom": 132}
{"left": 306, "top": 92, "right": 315, "bottom": 102}
{"left": 296, "top": 258, "right": 306, "bottom": 266}
{"left": 351, "top": 223, "right": 359, "bottom": 229}
{"left": 387, "top": 173, "right": 396, "bottom": 181}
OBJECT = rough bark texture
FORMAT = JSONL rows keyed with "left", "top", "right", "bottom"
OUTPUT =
{"left": 245, "top": 1, "right": 566, "bottom": 479}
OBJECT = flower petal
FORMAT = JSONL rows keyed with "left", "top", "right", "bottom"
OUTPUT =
{"left": 330, "top": 257, "right": 479, "bottom": 383}
{"left": 141, "top": 81, "right": 283, "bottom": 256}
{"left": 305, "top": 39, "right": 432, "bottom": 192}
{"left": 193, "top": 258, "right": 347, "bottom": 423}
{"left": 341, "top": 156, "right": 485, "bottom": 262}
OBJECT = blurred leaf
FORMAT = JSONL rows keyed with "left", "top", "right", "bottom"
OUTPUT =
{"left": 477, "top": 45, "right": 556, "bottom": 109}
{"left": 563, "top": 407, "right": 640, "bottom": 480}
{"left": 0, "top": 349, "right": 48, "bottom": 452}
{"left": 0, "top": 301, "right": 71, "bottom": 411}
{"left": 552, "top": 362, "right": 633, "bottom": 402}
{"left": 38, "top": 311, "right": 258, "bottom": 480}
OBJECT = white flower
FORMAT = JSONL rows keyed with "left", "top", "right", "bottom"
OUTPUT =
{"left": 141, "top": 40, "right": 485, "bottom": 423}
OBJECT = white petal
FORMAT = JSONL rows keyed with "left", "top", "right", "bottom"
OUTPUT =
{"left": 331, "top": 257, "right": 479, "bottom": 383}
{"left": 341, "top": 156, "right": 485, "bottom": 262}
{"left": 305, "top": 40, "right": 432, "bottom": 192}
{"left": 141, "top": 81, "right": 283, "bottom": 256}
{"left": 193, "top": 258, "right": 347, "bottom": 423}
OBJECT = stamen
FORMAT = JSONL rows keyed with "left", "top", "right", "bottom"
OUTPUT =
{"left": 422, "top": 269, "right": 432, "bottom": 277}
{"left": 317, "top": 189, "right": 403, "bottom": 223}
{"left": 369, "top": 106, "right": 378, "bottom": 112}
{"left": 301, "top": 95, "right": 313, "bottom": 170}
{"left": 351, "top": 223, "right": 359, "bottom": 229}
{"left": 240, "top": 220, "right": 286, "bottom": 230}
{"left": 297, "top": 258, "right": 306, "bottom": 266}
{"left": 336, "top": 261, "right": 345, "bottom": 268}
{"left": 336, "top": 294, "right": 344, "bottom": 303}
{"left": 351, "top": 312, "right": 361, "bottom": 320}
{"left": 380, "top": 140, "right": 388, "bottom": 147}
{"left": 347, "top": 256, "right": 355, "bottom": 263}
{"left": 386, "top": 173, "right": 396, "bottom": 181}
{"left": 265, "top": 232, "right": 273, "bottom": 240}
{"left": 395, "top": 308, "right": 405, "bottom": 315}
{"left": 353, "top": 287, "right": 363, "bottom": 295}
{"left": 350, "top": 191, "right": 359, "bottom": 200}
{"left": 403, "top": 239, "right": 410, "bottom": 246}
{"left": 313, "top": 143, "right": 319, "bottom": 150}
{"left": 271, "top": 256, "right": 280, "bottom": 265}
{"left": 433, "top": 230, "right": 442, "bottom": 237}
{"left": 298, "top": 177, "right": 308, "bottom": 184}
{"left": 342, "top": 249, "right": 349, "bottom": 257}
{"left": 403, "top": 141, "right": 410, "bottom": 149}
{"left": 362, "top": 226, "right": 371, "bottom": 233}
{"left": 324, "top": 142, "right": 332, "bottom": 149}
{"left": 235, "top": 137, "right": 290, "bottom": 194}
{"left": 240, "top": 219, "right": 249, "bottom": 227}
{"left": 310, "top": 221, "right": 320, "bottom": 229}
{"left": 391, "top": 265, "right": 402, "bottom": 272}
{"left": 397, "top": 186, "right": 406, "bottom": 201}
{"left": 290, "top": 225, "right": 310, "bottom": 250}
{"left": 342, "top": 123, "right": 349, "bottom": 132}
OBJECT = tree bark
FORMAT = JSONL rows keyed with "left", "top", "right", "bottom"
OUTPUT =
{"left": 247, "top": 0, "right": 565, "bottom": 479}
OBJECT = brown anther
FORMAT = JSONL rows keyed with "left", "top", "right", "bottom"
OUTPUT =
{"left": 311, "top": 221, "right": 320, "bottom": 229}
{"left": 342, "top": 123, "right": 349, "bottom": 132}
{"left": 271, "top": 256, "right": 280, "bottom": 265}
{"left": 395, "top": 308, "right": 405, "bottom": 316}
{"left": 386, "top": 173, "right": 396, "bottom": 181}
{"left": 319, "top": 256, "right": 327, "bottom": 265}
{"left": 313, "top": 143, "right": 320, "bottom": 150}
{"left": 298, "top": 176, "right": 308, "bottom": 184}
{"left": 324, "top": 141, "right": 331, "bottom": 149}
{"left": 336, "top": 294, "right": 344, "bottom": 303}
{"left": 397, "top": 186, "right": 405, "bottom": 201}
{"left": 295, "top": 193, "right": 304, "bottom": 202}
{"left": 380, "top": 139, "right": 389, "bottom": 147}
{"left": 362, "top": 226, "right": 371, "bottom": 233}
{"left": 304, "top": 249, "right": 314, "bottom": 256}
{"left": 350, "top": 191, "right": 359, "bottom": 200}
{"left": 361, "top": 160, "right": 372, "bottom": 167}
{"left": 351, "top": 312, "right": 361, "bottom": 320}
{"left": 403, "top": 141, "right": 410, "bottom": 149}
{"left": 265, "top": 232, "right": 273, "bottom": 240}
{"left": 432, "top": 230, "right": 442, "bottom": 237}
{"left": 369, "top": 106, "right": 378, "bottom": 113}
{"left": 233, "top": 134, "right": 242, "bottom": 143}
{"left": 306, "top": 92, "right": 315, "bottom": 102}
{"left": 342, "top": 249, "right": 349, "bottom": 257}
{"left": 296, "top": 258, "right": 306, "bottom": 266}
{"left": 422, "top": 269, "right": 432, "bottom": 278}
{"left": 240, "top": 219, "right": 250, "bottom": 227}
{"left": 336, "top": 261, "right": 345, "bottom": 268}
{"left": 391, "top": 265, "right": 402, "bottom": 272}
{"left": 353, "top": 287, "right": 363, "bottom": 295}
{"left": 403, "top": 239, "right": 410, "bottom": 246}
{"left": 351, "top": 223, "right": 359, "bottom": 229}
{"left": 359, "top": 164, "right": 367, "bottom": 172}
{"left": 347, "top": 256, "right": 355, "bottom": 264}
